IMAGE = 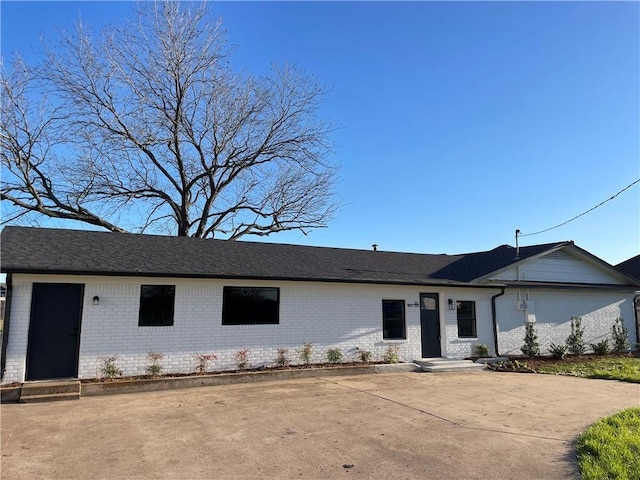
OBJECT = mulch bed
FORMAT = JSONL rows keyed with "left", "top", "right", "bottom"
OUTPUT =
{"left": 79, "top": 361, "right": 380, "bottom": 384}
{"left": 482, "top": 352, "right": 638, "bottom": 373}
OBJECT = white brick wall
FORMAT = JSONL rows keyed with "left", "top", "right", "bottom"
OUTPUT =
{"left": 2, "top": 279, "right": 32, "bottom": 384}
{"left": 5, "top": 274, "right": 634, "bottom": 384}
{"left": 442, "top": 289, "right": 497, "bottom": 358}
{"left": 3, "top": 274, "right": 487, "bottom": 383}
{"left": 495, "top": 289, "right": 637, "bottom": 355}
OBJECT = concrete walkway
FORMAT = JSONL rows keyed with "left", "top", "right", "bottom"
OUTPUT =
{"left": 1, "top": 371, "right": 639, "bottom": 479}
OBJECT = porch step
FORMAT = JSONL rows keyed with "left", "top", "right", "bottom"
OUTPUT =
{"left": 20, "top": 379, "right": 81, "bottom": 403}
{"left": 415, "top": 358, "right": 487, "bottom": 373}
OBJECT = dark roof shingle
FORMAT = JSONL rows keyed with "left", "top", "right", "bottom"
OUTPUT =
{"left": 0, "top": 226, "right": 568, "bottom": 286}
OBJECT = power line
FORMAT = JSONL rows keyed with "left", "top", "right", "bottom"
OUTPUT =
{"left": 519, "top": 178, "right": 640, "bottom": 237}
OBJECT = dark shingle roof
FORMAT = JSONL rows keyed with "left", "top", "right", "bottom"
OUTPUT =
{"left": 616, "top": 255, "right": 640, "bottom": 281}
{"left": 0, "top": 226, "right": 567, "bottom": 286}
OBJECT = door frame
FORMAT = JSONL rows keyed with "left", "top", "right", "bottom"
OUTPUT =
{"left": 25, "top": 283, "right": 85, "bottom": 380}
{"left": 420, "top": 292, "right": 442, "bottom": 358}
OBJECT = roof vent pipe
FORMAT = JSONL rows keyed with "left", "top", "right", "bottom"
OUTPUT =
{"left": 515, "top": 229, "right": 520, "bottom": 259}
{"left": 372, "top": 244, "right": 378, "bottom": 251}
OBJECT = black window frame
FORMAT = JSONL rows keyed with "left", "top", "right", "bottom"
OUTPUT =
{"left": 222, "top": 286, "right": 280, "bottom": 325}
{"left": 138, "top": 285, "right": 175, "bottom": 327}
{"left": 382, "top": 299, "right": 406, "bottom": 340}
{"left": 456, "top": 300, "right": 477, "bottom": 338}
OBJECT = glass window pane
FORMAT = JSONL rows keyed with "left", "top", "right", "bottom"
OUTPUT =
{"left": 139, "top": 285, "right": 175, "bottom": 326}
{"left": 456, "top": 301, "right": 476, "bottom": 338}
{"left": 382, "top": 300, "right": 406, "bottom": 339}
{"left": 222, "top": 287, "right": 280, "bottom": 325}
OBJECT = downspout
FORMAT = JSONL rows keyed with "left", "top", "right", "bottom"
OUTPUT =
{"left": 634, "top": 292, "right": 640, "bottom": 348}
{"left": 1, "top": 273, "right": 13, "bottom": 381}
{"left": 491, "top": 287, "right": 506, "bottom": 357}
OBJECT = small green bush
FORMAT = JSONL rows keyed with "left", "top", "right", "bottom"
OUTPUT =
{"left": 382, "top": 345, "right": 400, "bottom": 364}
{"left": 145, "top": 351, "right": 164, "bottom": 376}
{"left": 100, "top": 355, "right": 123, "bottom": 379}
{"left": 591, "top": 340, "right": 610, "bottom": 356}
{"left": 357, "top": 349, "right": 372, "bottom": 363}
{"left": 612, "top": 318, "right": 630, "bottom": 353}
{"left": 549, "top": 343, "right": 568, "bottom": 360}
{"left": 326, "top": 348, "right": 343, "bottom": 364}
{"left": 297, "top": 342, "right": 314, "bottom": 365}
{"left": 475, "top": 343, "right": 489, "bottom": 358}
{"left": 566, "top": 316, "right": 586, "bottom": 355}
{"left": 521, "top": 323, "right": 540, "bottom": 358}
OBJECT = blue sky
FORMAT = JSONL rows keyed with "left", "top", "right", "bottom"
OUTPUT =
{"left": 1, "top": 1, "right": 639, "bottom": 265}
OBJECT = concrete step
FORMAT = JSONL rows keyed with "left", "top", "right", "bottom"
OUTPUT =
{"left": 20, "top": 379, "right": 81, "bottom": 402}
{"left": 415, "top": 358, "right": 487, "bottom": 373}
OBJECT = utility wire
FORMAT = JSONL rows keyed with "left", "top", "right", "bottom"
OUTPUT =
{"left": 519, "top": 178, "right": 640, "bottom": 237}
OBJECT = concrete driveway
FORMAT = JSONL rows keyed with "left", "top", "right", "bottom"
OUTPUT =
{"left": 1, "top": 371, "right": 639, "bottom": 480}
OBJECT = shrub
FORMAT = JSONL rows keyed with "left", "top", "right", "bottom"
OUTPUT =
{"left": 521, "top": 323, "right": 541, "bottom": 358}
{"left": 233, "top": 349, "right": 250, "bottom": 370}
{"left": 357, "top": 349, "right": 372, "bottom": 363}
{"left": 194, "top": 353, "right": 217, "bottom": 374}
{"left": 566, "top": 316, "right": 586, "bottom": 356}
{"left": 100, "top": 355, "right": 123, "bottom": 379}
{"left": 275, "top": 348, "right": 290, "bottom": 368}
{"left": 326, "top": 348, "right": 343, "bottom": 364}
{"left": 612, "top": 318, "right": 630, "bottom": 353}
{"left": 475, "top": 343, "right": 489, "bottom": 358}
{"left": 549, "top": 343, "right": 568, "bottom": 360}
{"left": 382, "top": 345, "right": 400, "bottom": 364}
{"left": 146, "top": 351, "right": 164, "bottom": 376}
{"left": 297, "top": 342, "right": 314, "bottom": 365}
{"left": 591, "top": 340, "right": 610, "bottom": 356}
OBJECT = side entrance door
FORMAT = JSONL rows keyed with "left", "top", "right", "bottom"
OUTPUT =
{"left": 420, "top": 293, "right": 441, "bottom": 358}
{"left": 26, "top": 283, "right": 84, "bottom": 380}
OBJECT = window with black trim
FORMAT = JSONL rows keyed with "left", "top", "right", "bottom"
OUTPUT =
{"left": 382, "top": 300, "right": 406, "bottom": 340}
{"left": 456, "top": 301, "right": 477, "bottom": 338}
{"left": 139, "top": 285, "right": 175, "bottom": 326}
{"left": 222, "top": 287, "right": 279, "bottom": 325}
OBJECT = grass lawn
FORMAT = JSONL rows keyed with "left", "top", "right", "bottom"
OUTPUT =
{"left": 576, "top": 407, "right": 640, "bottom": 480}
{"left": 533, "top": 356, "right": 640, "bottom": 383}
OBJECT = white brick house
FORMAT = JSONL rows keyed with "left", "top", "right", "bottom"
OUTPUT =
{"left": 1, "top": 227, "right": 638, "bottom": 384}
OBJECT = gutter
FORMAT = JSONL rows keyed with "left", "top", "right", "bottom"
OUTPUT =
{"left": 491, "top": 286, "right": 506, "bottom": 357}
{"left": 1, "top": 274, "right": 12, "bottom": 381}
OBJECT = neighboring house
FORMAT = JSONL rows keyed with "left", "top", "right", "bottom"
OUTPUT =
{"left": 616, "top": 254, "right": 640, "bottom": 282}
{"left": 1, "top": 226, "right": 638, "bottom": 384}
{"left": 616, "top": 254, "right": 640, "bottom": 340}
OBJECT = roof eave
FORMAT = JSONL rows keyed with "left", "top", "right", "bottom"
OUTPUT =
{"left": 3, "top": 267, "right": 506, "bottom": 289}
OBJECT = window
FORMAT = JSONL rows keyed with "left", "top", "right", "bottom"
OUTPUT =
{"left": 139, "top": 285, "right": 175, "bottom": 326}
{"left": 382, "top": 300, "right": 406, "bottom": 340}
{"left": 222, "top": 287, "right": 279, "bottom": 325}
{"left": 456, "top": 301, "right": 477, "bottom": 338}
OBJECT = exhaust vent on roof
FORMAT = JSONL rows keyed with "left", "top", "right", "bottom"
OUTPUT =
{"left": 542, "top": 250, "right": 573, "bottom": 261}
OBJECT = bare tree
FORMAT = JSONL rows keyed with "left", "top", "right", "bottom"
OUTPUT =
{"left": 1, "top": 2, "right": 337, "bottom": 238}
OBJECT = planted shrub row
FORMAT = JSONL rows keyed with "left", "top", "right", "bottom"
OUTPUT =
{"left": 521, "top": 317, "right": 632, "bottom": 358}
{"left": 99, "top": 344, "right": 402, "bottom": 380}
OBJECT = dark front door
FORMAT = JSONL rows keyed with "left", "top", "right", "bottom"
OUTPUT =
{"left": 27, "top": 283, "right": 84, "bottom": 380}
{"left": 420, "top": 293, "right": 441, "bottom": 358}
